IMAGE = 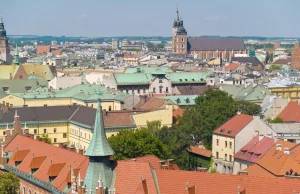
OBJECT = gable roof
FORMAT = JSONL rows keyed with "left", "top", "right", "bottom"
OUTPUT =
{"left": 213, "top": 114, "right": 253, "bottom": 137}
{"left": 114, "top": 161, "right": 157, "bottom": 194}
{"left": 224, "top": 63, "right": 239, "bottom": 71}
{"left": 0, "top": 65, "right": 19, "bottom": 79}
{"left": 5, "top": 135, "right": 89, "bottom": 192}
{"left": 279, "top": 101, "right": 300, "bottom": 122}
{"left": 114, "top": 73, "right": 152, "bottom": 85}
{"left": 231, "top": 57, "right": 263, "bottom": 66}
{"left": 273, "top": 58, "right": 291, "bottom": 65}
{"left": 0, "top": 79, "right": 47, "bottom": 93}
{"left": 19, "top": 64, "right": 55, "bottom": 81}
{"left": 137, "top": 97, "right": 166, "bottom": 110}
{"left": 166, "top": 72, "right": 211, "bottom": 84}
{"left": 245, "top": 140, "right": 300, "bottom": 177}
{"left": 188, "top": 37, "right": 246, "bottom": 51}
{"left": 36, "top": 45, "right": 51, "bottom": 55}
{"left": 234, "top": 135, "right": 275, "bottom": 163}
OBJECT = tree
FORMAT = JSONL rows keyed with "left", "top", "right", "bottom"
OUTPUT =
{"left": 108, "top": 129, "right": 170, "bottom": 160}
{"left": 142, "top": 120, "right": 161, "bottom": 135}
{"left": 177, "top": 89, "right": 261, "bottom": 149}
{"left": 267, "top": 116, "right": 283, "bottom": 123}
{"left": 0, "top": 172, "right": 20, "bottom": 194}
{"left": 269, "top": 65, "right": 281, "bottom": 72}
{"left": 39, "top": 134, "right": 52, "bottom": 144}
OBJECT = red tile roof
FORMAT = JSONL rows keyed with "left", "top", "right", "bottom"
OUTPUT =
{"left": 213, "top": 114, "right": 253, "bottom": 137}
{"left": 30, "top": 156, "right": 47, "bottom": 169}
{"left": 36, "top": 45, "right": 51, "bottom": 55}
{"left": 51, "top": 49, "right": 62, "bottom": 55}
{"left": 5, "top": 135, "right": 89, "bottom": 191}
{"left": 114, "top": 161, "right": 157, "bottom": 194}
{"left": 137, "top": 97, "right": 166, "bottom": 111}
{"left": 14, "top": 150, "right": 30, "bottom": 162}
{"left": 224, "top": 63, "right": 239, "bottom": 71}
{"left": 156, "top": 170, "right": 300, "bottom": 194}
{"left": 245, "top": 140, "right": 300, "bottom": 177}
{"left": 125, "top": 155, "right": 162, "bottom": 170}
{"left": 279, "top": 101, "right": 300, "bottom": 122}
{"left": 188, "top": 146, "right": 212, "bottom": 158}
{"left": 234, "top": 135, "right": 275, "bottom": 163}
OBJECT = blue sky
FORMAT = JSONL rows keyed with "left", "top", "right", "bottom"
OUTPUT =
{"left": 2, "top": 0, "right": 300, "bottom": 37}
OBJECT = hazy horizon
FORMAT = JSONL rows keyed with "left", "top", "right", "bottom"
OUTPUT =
{"left": 2, "top": 0, "right": 300, "bottom": 37}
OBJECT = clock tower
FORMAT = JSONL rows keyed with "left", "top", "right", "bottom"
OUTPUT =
{"left": 0, "top": 16, "right": 11, "bottom": 64}
{"left": 172, "top": 6, "right": 188, "bottom": 54}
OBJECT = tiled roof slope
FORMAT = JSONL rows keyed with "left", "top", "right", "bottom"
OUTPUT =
{"left": 114, "top": 161, "right": 157, "bottom": 194}
{"left": 234, "top": 135, "right": 275, "bottom": 163}
{"left": 224, "top": 63, "right": 239, "bottom": 71}
{"left": 5, "top": 135, "right": 89, "bottom": 191}
{"left": 213, "top": 114, "right": 253, "bottom": 137}
{"left": 279, "top": 101, "right": 300, "bottom": 122}
{"left": 246, "top": 140, "right": 300, "bottom": 177}
{"left": 176, "top": 85, "right": 213, "bottom": 95}
{"left": 231, "top": 57, "right": 263, "bottom": 66}
{"left": 36, "top": 45, "right": 51, "bottom": 55}
{"left": 188, "top": 146, "right": 212, "bottom": 158}
{"left": 137, "top": 97, "right": 166, "bottom": 110}
{"left": 156, "top": 170, "right": 300, "bottom": 194}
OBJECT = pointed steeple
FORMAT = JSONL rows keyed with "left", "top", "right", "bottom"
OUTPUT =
{"left": 176, "top": 2, "right": 180, "bottom": 21}
{"left": 84, "top": 92, "right": 115, "bottom": 193}
{"left": 84, "top": 95, "right": 114, "bottom": 156}
{"left": 14, "top": 43, "right": 19, "bottom": 66}
{"left": 0, "top": 15, "right": 3, "bottom": 23}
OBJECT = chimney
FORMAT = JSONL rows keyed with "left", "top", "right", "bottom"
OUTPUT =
{"left": 259, "top": 134, "right": 264, "bottom": 141}
{"left": 68, "top": 145, "right": 76, "bottom": 152}
{"left": 78, "top": 149, "right": 84, "bottom": 155}
{"left": 167, "top": 159, "right": 174, "bottom": 170}
{"left": 276, "top": 144, "right": 282, "bottom": 151}
{"left": 284, "top": 147, "right": 290, "bottom": 155}
{"left": 2, "top": 103, "right": 8, "bottom": 113}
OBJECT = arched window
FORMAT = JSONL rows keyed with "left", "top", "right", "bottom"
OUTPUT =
{"left": 28, "top": 189, "right": 32, "bottom": 194}
{"left": 23, "top": 187, "right": 26, "bottom": 194}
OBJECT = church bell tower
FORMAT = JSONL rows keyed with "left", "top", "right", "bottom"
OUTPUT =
{"left": 172, "top": 5, "right": 188, "bottom": 54}
{"left": 0, "top": 16, "right": 11, "bottom": 64}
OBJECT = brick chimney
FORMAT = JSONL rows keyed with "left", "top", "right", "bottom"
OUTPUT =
{"left": 78, "top": 149, "right": 84, "bottom": 155}
{"left": 276, "top": 144, "right": 282, "bottom": 151}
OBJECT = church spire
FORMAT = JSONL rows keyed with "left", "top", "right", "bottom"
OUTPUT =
{"left": 84, "top": 94, "right": 114, "bottom": 157}
{"left": 176, "top": 4, "right": 179, "bottom": 20}
{"left": 0, "top": 15, "right": 3, "bottom": 23}
{"left": 84, "top": 91, "right": 115, "bottom": 193}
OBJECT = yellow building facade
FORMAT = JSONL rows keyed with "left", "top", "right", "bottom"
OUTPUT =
{"left": 268, "top": 86, "right": 300, "bottom": 100}
{"left": 0, "top": 95, "right": 122, "bottom": 110}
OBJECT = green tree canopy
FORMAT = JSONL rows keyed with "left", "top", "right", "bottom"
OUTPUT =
{"left": 108, "top": 129, "right": 170, "bottom": 160}
{"left": 177, "top": 89, "right": 261, "bottom": 149}
{"left": 0, "top": 172, "right": 20, "bottom": 194}
{"left": 39, "top": 134, "right": 52, "bottom": 144}
{"left": 267, "top": 116, "right": 284, "bottom": 123}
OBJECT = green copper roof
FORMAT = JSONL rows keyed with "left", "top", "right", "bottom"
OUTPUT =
{"left": 166, "top": 72, "right": 212, "bottom": 84}
{"left": 85, "top": 98, "right": 114, "bottom": 157}
{"left": 158, "top": 95, "right": 198, "bottom": 105}
{"left": 114, "top": 73, "right": 152, "bottom": 85}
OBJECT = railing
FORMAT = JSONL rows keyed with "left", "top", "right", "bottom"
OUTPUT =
{"left": 5, "top": 165, "right": 66, "bottom": 194}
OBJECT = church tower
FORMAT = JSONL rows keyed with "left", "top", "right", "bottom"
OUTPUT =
{"left": 0, "top": 16, "right": 11, "bottom": 64}
{"left": 84, "top": 93, "right": 115, "bottom": 193}
{"left": 292, "top": 41, "right": 300, "bottom": 70}
{"left": 172, "top": 5, "right": 188, "bottom": 54}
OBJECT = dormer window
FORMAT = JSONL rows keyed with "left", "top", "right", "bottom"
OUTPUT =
{"left": 179, "top": 79, "right": 182, "bottom": 82}
{"left": 48, "top": 163, "right": 66, "bottom": 182}
{"left": 3, "top": 87, "right": 9, "bottom": 93}
{"left": 228, "top": 130, "right": 232, "bottom": 134}
{"left": 220, "top": 128, "right": 225, "bottom": 132}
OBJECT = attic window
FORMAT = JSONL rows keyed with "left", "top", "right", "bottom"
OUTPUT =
{"left": 228, "top": 130, "right": 232, "bottom": 134}
{"left": 220, "top": 128, "right": 225, "bottom": 132}
{"left": 32, "top": 72, "right": 35, "bottom": 75}
{"left": 44, "top": 71, "right": 47, "bottom": 74}
{"left": 176, "top": 98, "right": 181, "bottom": 103}
{"left": 185, "top": 79, "right": 188, "bottom": 81}
{"left": 192, "top": 79, "right": 195, "bottom": 81}
{"left": 179, "top": 79, "right": 182, "bottom": 82}
{"left": 3, "top": 87, "right": 9, "bottom": 93}
{"left": 25, "top": 87, "right": 32, "bottom": 92}
{"left": 185, "top": 98, "right": 190, "bottom": 103}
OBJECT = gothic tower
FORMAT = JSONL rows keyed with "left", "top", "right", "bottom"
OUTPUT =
{"left": 14, "top": 43, "right": 19, "bottom": 66}
{"left": 292, "top": 41, "right": 300, "bottom": 70}
{"left": 0, "top": 16, "right": 11, "bottom": 64}
{"left": 84, "top": 94, "right": 115, "bottom": 193}
{"left": 172, "top": 5, "right": 188, "bottom": 54}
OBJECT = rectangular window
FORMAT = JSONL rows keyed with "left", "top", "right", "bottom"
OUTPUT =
{"left": 216, "top": 152, "right": 219, "bottom": 158}
{"left": 109, "top": 106, "right": 112, "bottom": 111}
{"left": 63, "top": 133, "right": 67, "bottom": 138}
{"left": 137, "top": 89, "right": 140, "bottom": 94}
{"left": 225, "top": 154, "right": 227, "bottom": 161}
{"left": 143, "top": 88, "right": 146, "bottom": 93}
{"left": 182, "top": 38, "right": 184, "bottom": 42}
{"left": 166, "top": 87, "right": 169, "bottom": 93}
{"left": 216, "top": 139, "right": 219, "bottom": 146}
{"left": 54, "top": 128, "right": 57, "bottom": 133}
{"left": 153, "top": 87, "right": 156, "bottom": 93}
{"left": 44, "top": 129, "right": 47, "bottom": 133}
{"left": 159, "top": 79, "right": 163, "bottom": 83}
{"left": 54, "top": 138, "right": 57, "bottom": 143}
{"left": 225, "top": 141, "right": 228, "bottom": 148}
{"left": 34, "top": 129, "right": 37, "bottom": 134}
{"left": 229, "top": 155, "right": 232, "bottom": 162}
{"left": 229, "top": 142, "right": 232, "bottom": 149}
{"left": 159, "top": 87, "right": 163, "bottom": 93}
{"left": 3, "top": 131, "right": 5, "bottom": 136}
